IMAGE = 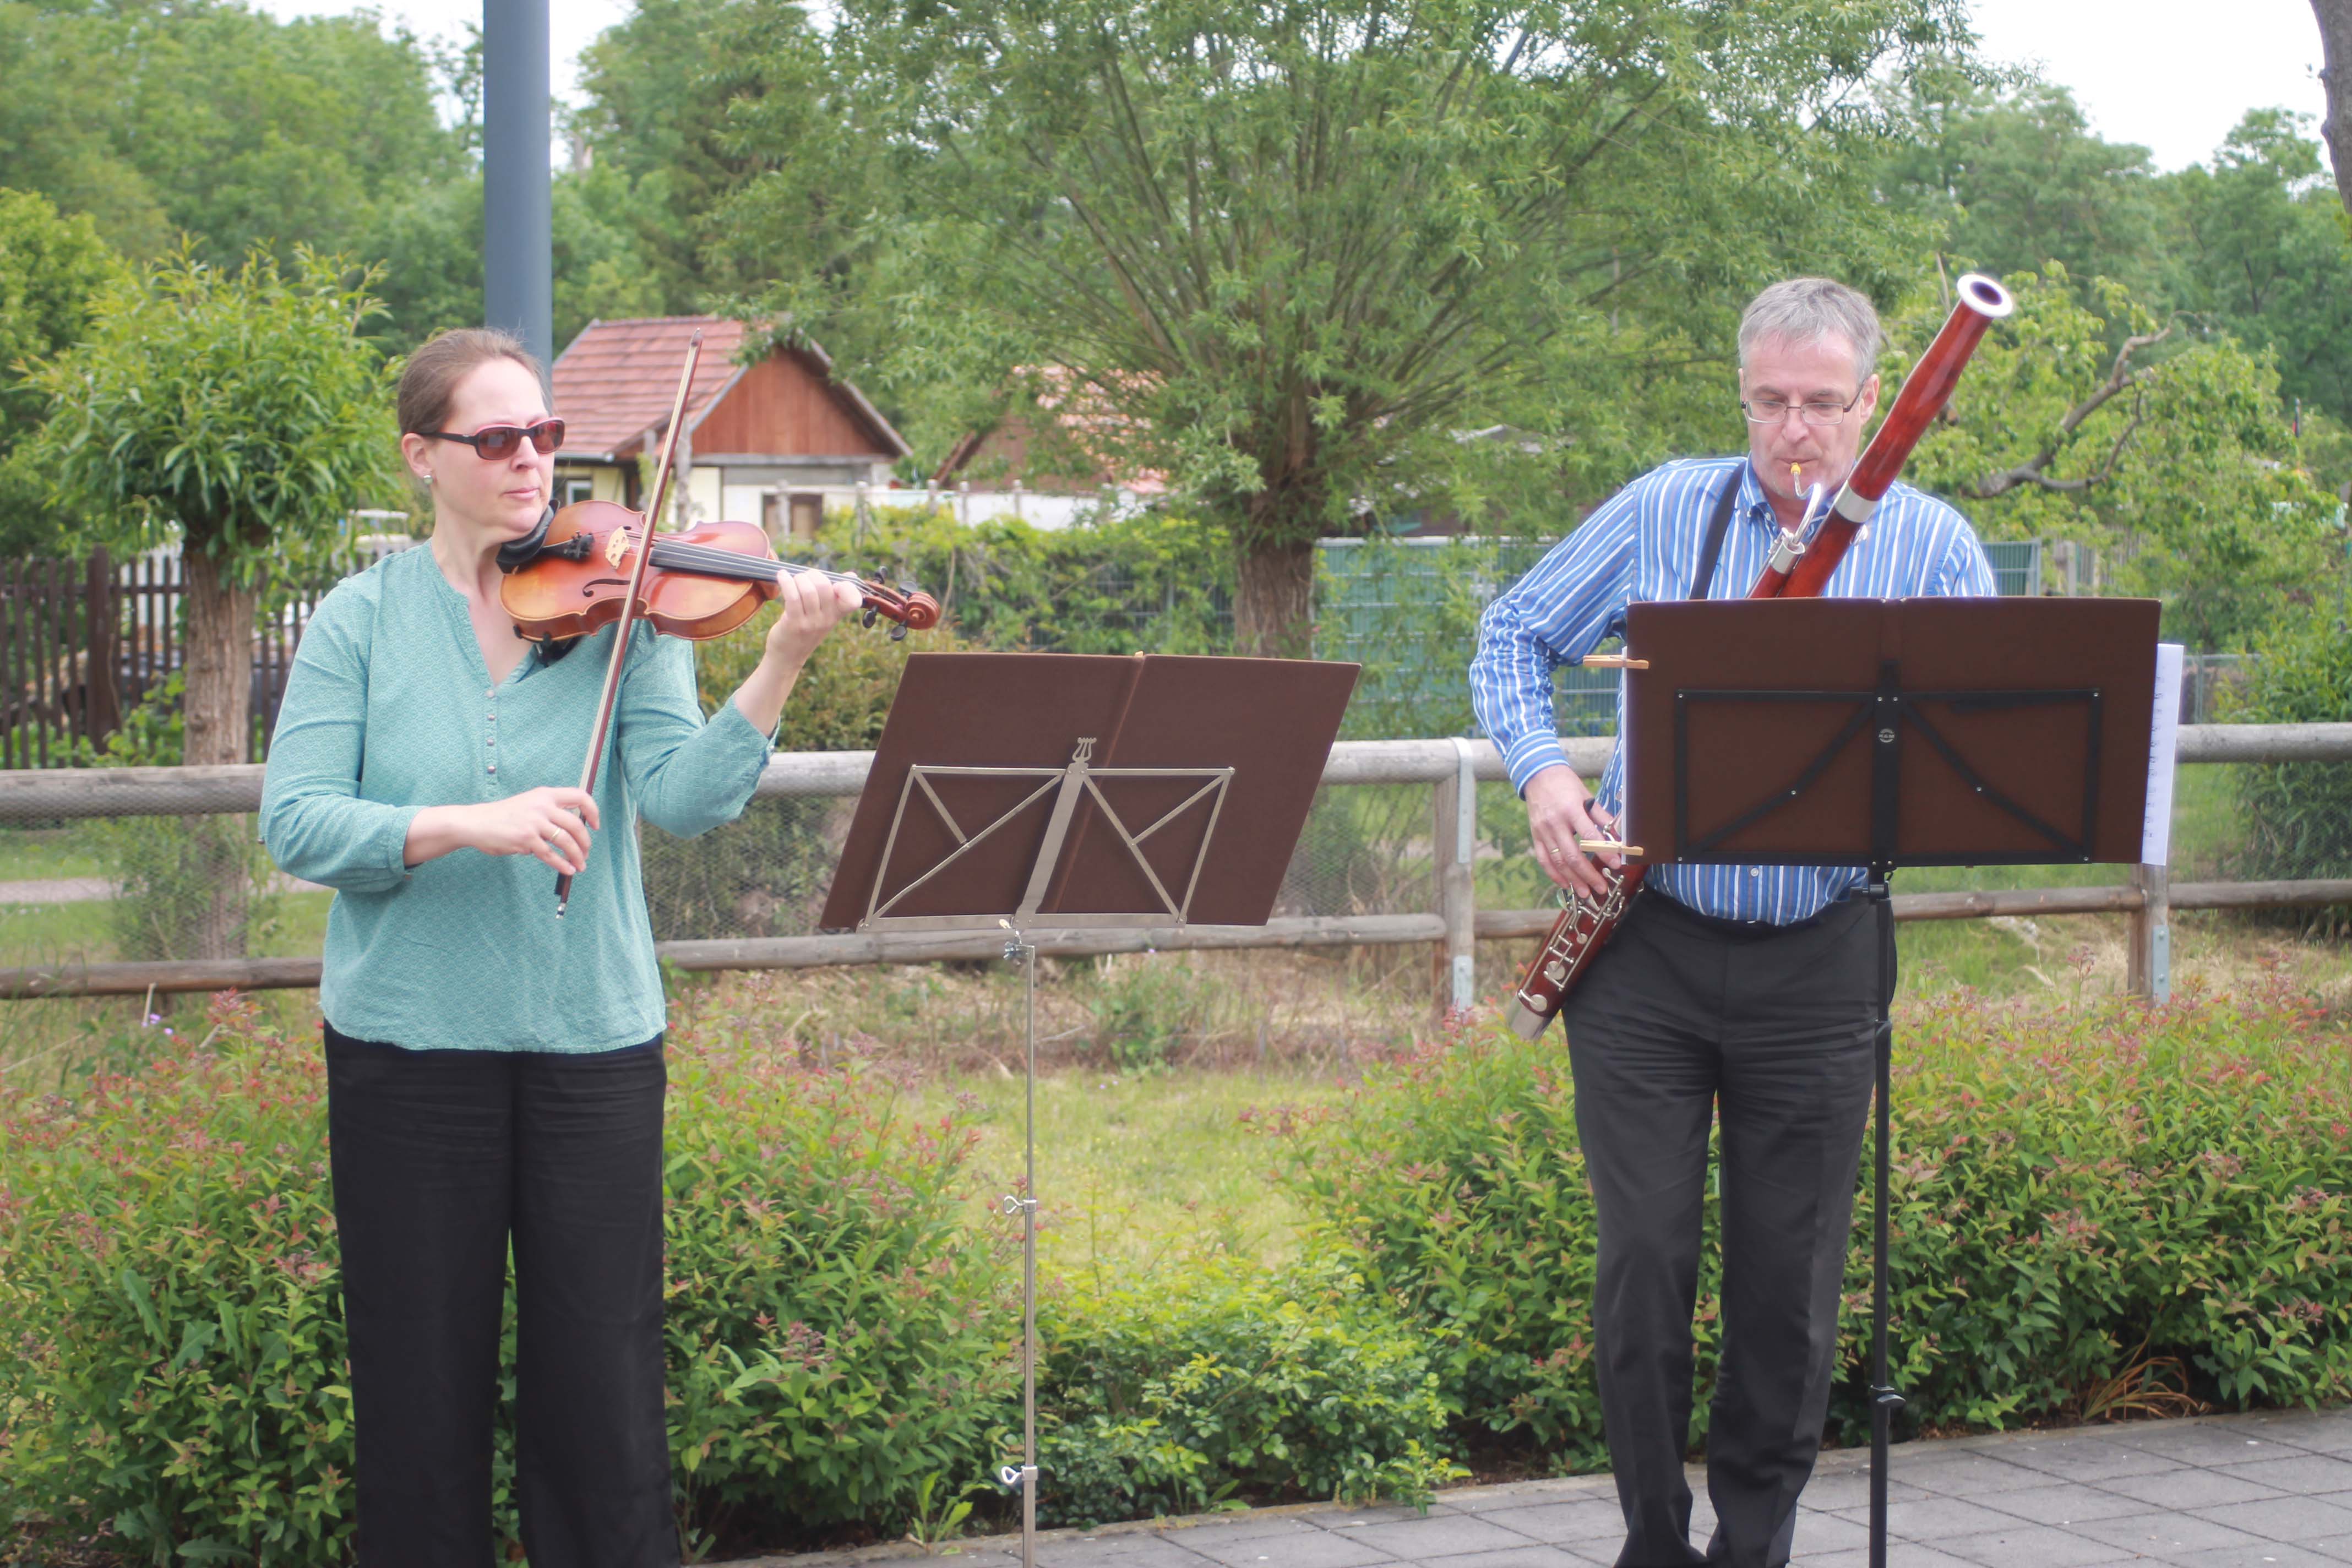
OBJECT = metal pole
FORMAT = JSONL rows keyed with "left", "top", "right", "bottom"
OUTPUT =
{"left": 1022, "top": 937, "right": 1037, "bottom": 1564}
{"left": 1867, "top": 874, "right": 1903, "bottom": 1568}
{"left": 482, "top": 0, "right": 552, "bottom": 368}
{"left": 1437, "top": 737, "right": 1478, "bottom": 1015}
{"left": 2128, "top": 863, "right": 2171, "bottom": 1004}
{"left": 998, "top": 931, "right": 1041, "bottom": 1568}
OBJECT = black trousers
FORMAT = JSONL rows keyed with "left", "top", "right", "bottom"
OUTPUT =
{"left": 1558, "top": 890, "right": 1887, "bottom": 1568}
{"left": 324, "top": 1025, "right": 677, "bottom": 1568}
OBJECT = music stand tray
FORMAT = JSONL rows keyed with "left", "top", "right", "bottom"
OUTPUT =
{"left": 820, "top": 651, "right": 1357, "bottom": 1563}
{"left": 1619, "top": 595, "right": 2160, "bottom": 1568}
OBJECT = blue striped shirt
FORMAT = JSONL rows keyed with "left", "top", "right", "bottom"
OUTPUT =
{"left": 1470, "top": 456, "right": 1997, "bottom": 924}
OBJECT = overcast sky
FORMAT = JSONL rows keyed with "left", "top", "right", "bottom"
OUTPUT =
{"left": 259, "top": 0, "right": 2329, "bottom": 175}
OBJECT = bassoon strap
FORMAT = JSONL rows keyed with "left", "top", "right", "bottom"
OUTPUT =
{"left": 1688, "top": 464, "right": 1744, "bottom": 602}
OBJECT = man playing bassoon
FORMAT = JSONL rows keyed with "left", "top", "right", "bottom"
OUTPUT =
{"left": 1469, "top": 277, "right": 1997, "bottom": 1568}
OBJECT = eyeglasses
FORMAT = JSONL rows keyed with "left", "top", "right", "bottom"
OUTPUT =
{"left": 1740, "top": 390, "right": 1863, "bottom": 427}
{"left": 422, "top": 419, "right": 565, "bottom": 460}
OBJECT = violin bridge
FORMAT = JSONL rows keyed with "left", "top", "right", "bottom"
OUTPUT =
{"left": 605, "top": 529, "right": 630, "bottom": 569}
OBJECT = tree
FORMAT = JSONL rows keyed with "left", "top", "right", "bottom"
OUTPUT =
{"left": 0, "top": 188, "right": 123, "bottom": 554}
{"left": 723, "top": 0, "right": 1977, "bottom": 656}
{"left": 571, "top": 0, "right": 767, "bottom": 314}
{"left": 1871, "top": 75, "right": 2167, "bottom": 296}
{"left": 362, "top": 166, "right": 677, "bottom": 357}
{"left": 2316, "top": 0, "right": 2352, "bottom": 214}
{"left": 27, "top": 247, "right": 400, "bottom": 744}
{"left": 1902, "top": 265, "right": 2342, "bottom": 651}
{"left": 0, "top": 2, "right": 460, "bottom": 268}
{"left": 2165, "top": 112, "right": 2352, "bottom": 431}
{"left": 25, "top": 248, "right": 400, "bottom": 956}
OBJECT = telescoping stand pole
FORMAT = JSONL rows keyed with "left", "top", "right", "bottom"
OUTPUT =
{"left": 1866, "top": 869, "right": 1903, "bottom": 1568}
{"left": 998, "top": 931, "right": 1041, "bottom": 1568}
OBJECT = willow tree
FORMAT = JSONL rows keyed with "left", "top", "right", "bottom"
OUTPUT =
{"left": 724, "top": 0, "right": 1977, "bottom": 655}
{"left": 27, "top": 247, "right": 398, "bottom": 955}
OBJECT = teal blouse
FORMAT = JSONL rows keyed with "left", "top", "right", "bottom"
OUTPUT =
{"left": 259, "top": 545, "right": 773, "bottom": 1052}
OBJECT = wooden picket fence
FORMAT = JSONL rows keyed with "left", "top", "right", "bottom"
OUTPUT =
{"left": 0, "top": 551, "right": 355, "bottom": 767}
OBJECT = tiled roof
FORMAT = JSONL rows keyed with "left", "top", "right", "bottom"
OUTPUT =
{"left": 550, "top": 316, "right": 752, "bottom": 460}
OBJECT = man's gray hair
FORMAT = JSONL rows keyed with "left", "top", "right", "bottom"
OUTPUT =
{"left": 1738, "top": 277, "right": 1885, "bottom": 383}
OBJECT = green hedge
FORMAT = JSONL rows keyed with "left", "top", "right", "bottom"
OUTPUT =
{"left": 0, "top": 995, "right": 1017, "bottom": 1563}
{"left": 1037, "top": 1259, "right": 1463, "bottom": 1528}
{"left": 1285, "top": 988, "right": 2352, "bottom": 1468}
{"left": 794, "top": 507, "right": 1233, "bottom": 656}
{"left": 2226, "top": 609, "right": 2352, "bottom": 933}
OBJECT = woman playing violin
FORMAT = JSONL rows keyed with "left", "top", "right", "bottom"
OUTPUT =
{"left": 260, "top": 327, "right": 862, "bottom": 1566}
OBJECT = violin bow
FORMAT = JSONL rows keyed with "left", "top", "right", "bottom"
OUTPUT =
{"left": 554, "top": 329, "right": 704, "bottom": 917}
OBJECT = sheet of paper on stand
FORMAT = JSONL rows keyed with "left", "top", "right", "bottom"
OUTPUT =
{"left": 2143, "top": 642, "right": 2184, "bottom": 867}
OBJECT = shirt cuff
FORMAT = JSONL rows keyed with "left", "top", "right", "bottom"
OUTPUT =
{"left": 710, "top": 694, "right": 781, "bottom": 756}
{"left": 373, "top": 804, "right": 424, "bottom": 883}
{"left": 1503, "top": 736, "right": 1572, "bottom": 797}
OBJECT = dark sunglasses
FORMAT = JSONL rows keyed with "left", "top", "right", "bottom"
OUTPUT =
{"left": 422, "top": 418, "right": 565, "bottom": 460}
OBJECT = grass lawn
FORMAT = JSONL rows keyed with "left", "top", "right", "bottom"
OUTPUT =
{"left": 0, "top": 826, "right": 106, "bottom": 883}
{"left": 0, "top": 888, "right": 332, "bottom": 969}
{"left": 912, "top": 1063, "right": 1347, "bottom": 1286}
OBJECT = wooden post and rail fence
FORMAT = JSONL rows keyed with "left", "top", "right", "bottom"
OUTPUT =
{"left": 0, "top": 722, "right": 2344, "bottom": 1004}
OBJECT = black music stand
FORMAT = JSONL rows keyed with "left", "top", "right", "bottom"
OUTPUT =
{"left": 1620, "top": 596, "right": 2160, "bottom": 1568}
{"left": 820, "top": 651, "right": 1357, "bottom": 1566}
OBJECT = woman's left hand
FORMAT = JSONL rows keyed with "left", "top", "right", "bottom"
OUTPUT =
{"left": 763, "top": 569, "right": 864, "bottom": 673}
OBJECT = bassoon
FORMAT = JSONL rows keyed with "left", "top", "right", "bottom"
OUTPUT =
{"left": 1502, "top": 273, "right": 2016, "bottom": 1040}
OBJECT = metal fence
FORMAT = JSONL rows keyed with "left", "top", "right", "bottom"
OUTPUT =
{"left": 1313, "top": 535, "right": 2068, "bottom": 741}
{"left": 2182, "top": 652, "right": 2255, "bottom": 725}
{"left": 1981, "top": 539, "right": 2040, "bottom": 597}
{"left": 0, "top": 723, "right": 2344, "bottom": 1001}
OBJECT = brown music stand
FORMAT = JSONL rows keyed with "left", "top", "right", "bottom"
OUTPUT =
{"left": 1619, "top": 596, "right": 2160, "bottom": 1568}
{"left": 821, "top": 651, "right": 1357, "bottom": 1564}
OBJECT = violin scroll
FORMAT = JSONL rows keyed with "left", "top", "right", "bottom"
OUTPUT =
{"left": 856, "top": 581, "right": 942, "bottom": 640}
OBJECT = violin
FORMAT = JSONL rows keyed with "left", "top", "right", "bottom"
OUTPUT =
{"left": 498, "top": 498, "right": 941, "bottom": 644}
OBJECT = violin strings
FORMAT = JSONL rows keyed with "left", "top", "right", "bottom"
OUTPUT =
{"left": 628, "top": 532, "right": 884, "bottom": 593}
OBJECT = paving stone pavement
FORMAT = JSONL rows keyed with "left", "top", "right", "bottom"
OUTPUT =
{"left": 737, "top": 1407, "right": 2352, "bottom": 1568}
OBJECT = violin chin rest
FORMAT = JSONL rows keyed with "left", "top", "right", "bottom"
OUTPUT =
{"left": 495, "top": 504, "right": 558, "bottom": 573}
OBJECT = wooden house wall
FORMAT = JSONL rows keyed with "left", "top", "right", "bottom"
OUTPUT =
{"left": 693, "top": 352, "right": 893, "bottom": 458}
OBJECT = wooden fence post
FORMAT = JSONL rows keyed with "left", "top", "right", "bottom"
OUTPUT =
{"left": 1434, "top": 737, "right": 1478, "bottom": 1017}
{"left": 2128, "top": 862, "right": 2170, "bottom": 1004}
{"left": 84, "top": 549, "right": 120, "bottom": 744}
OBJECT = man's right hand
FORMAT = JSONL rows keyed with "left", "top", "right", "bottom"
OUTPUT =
{"left": 1524, "top": 766, "right": 1620, "bottom": 900}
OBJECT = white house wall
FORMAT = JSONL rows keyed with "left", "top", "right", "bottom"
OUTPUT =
{"left": 681, "top": 466, "right": 725, "bottom": 526}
